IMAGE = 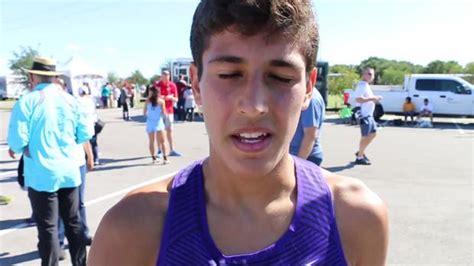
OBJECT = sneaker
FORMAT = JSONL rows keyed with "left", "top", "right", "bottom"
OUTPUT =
{"left": 163, "top": 159, "right": 170, "bottom": 165}
{"left": 169, "top": 150, "right": 182, "bottom": 157}
{"left": 156, "top": 150, "right": 162, "bottom": 158}
{"left": 355, "top": 157, "right": 371, "bottom": 165}
{"left": 152, "top": 156, "right": 157, "bottom": 164}
{"left": 355, "top": 152, "right": 370, "bottom": 161}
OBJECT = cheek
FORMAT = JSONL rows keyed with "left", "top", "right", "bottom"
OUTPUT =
{"left": 273, "top": 86, "right": 306, "bottom": 112}
{"left": 200, "top": 78, "right": 234, "bottom": 108}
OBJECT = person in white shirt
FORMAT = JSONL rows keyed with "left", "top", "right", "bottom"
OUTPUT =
{"left": 183, "top": 86, "right": 196, "bottom": 121}
{"left": 418, "top": 98, "right": 434, "bottom": 123}
{"left": 353, "top": 68, "right": 383, "bottom": 165}
{"left": 113, "top": 84, "right": 121, "bottom": 108}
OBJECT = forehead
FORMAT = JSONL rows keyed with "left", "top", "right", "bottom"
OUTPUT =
{"left": 203, "top": 30, "right": 306, "bottom": 70}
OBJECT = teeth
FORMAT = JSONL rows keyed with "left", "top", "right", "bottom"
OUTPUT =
{"left": 241, "top": 138, "right": 260, "bottom": 144}
{"left": 239, "top": 132, "right": 267, "bottom": 139}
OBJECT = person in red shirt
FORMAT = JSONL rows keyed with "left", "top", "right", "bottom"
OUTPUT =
{"left": 154, "top": 70, "right": 182, "bottom": 156}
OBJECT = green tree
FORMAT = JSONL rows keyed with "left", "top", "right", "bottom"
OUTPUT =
{"left": 127, "top": 70, "right": 147, "bottom": 85}
{"left": 359, "top": 57, "right": 423, "bottom": 84}
{"left": 149, "top": 74, "right": 161, "bottom": 84}
{"left": 107, "top": 72, "right": 120, "bottom": 85}
{"left": 424, "top": 60, "right": 463, "bottom": 74}
{"left": 8, "top": 46, "right": 40, "bottom": 87}
{"left": 464, "top": 62, "right": 474, "bottom": 74}
{"left": 463, "top": 62, "right": 474, "bottom": 83}
{"left": 381, "top": 67, "right": 405, "bottom": 85}
{"left": 328, "top": 64, "right": 359, "bottom": 108}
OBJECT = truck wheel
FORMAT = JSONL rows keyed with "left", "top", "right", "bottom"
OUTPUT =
{"left": 374, "top": 103, "right": 384, "bottom": 121}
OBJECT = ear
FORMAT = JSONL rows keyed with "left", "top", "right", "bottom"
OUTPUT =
{"left": 301, "top": 67, "right": 317, "bottom": 110}
{"left": 190, "top": 63, "right": 202, "bottom": 105}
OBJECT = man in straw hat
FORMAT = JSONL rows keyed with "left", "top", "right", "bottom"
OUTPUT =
{"left": 8, "top": 56, "right": 93, "bottom": 265}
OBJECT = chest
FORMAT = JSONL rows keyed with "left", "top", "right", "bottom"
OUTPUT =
{"left": 206, "top": 202, "right": 295, "bottom": 256}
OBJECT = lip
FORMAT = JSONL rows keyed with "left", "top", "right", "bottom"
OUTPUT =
{"left": 231, "top": 127, "right": 273, "bottom": 136}
{"left": 230, "top": 127, "right": 273, "bottom": 153}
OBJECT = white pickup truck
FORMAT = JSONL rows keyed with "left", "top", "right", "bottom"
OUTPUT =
{"left": 344, "top": 74, "right": 474, "bottom": 118}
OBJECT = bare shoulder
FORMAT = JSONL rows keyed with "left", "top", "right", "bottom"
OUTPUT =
{"left": 88, "top": 176, "right": 174, "bottom": 266}
{"left": 321, "top": 169, "right": 389, "bottom": 266}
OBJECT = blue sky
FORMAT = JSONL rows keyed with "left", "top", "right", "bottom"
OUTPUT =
{"left": 1, "top": 0, "right": 473, "bottom": 78}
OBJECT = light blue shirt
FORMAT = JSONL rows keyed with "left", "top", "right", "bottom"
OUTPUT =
{"left": 8, "top": 83, "right": 94, "bottom": 192}
{"left": 290, "top": 89, "right": 325, "bottom": 158}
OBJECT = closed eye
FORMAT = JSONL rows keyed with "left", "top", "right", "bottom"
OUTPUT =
{"left": 219, "top": 73, "right": 242, "bottom": 79}
{"left": 269, "top": 74, "right": 292, "bottom": 83}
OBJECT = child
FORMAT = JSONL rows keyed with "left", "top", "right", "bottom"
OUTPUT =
{"left": 418, "top": 98, "right": 434, "bottom": 124}
{"left": 143, "top": 87, "right": 169, "bottom": 164}
{"left": 89, "top": 1, "right": 388, "bottom": 265}
{"left": 403, "top": 96, "right": 416, "bottom": 125}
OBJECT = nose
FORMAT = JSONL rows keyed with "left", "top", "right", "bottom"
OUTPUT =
{"left": 237, "top": 76, "right": 268, "bottom": 117}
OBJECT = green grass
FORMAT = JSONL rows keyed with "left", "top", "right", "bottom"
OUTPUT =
{"left": 327, "top": 94, "right": 344, "bottom": 109}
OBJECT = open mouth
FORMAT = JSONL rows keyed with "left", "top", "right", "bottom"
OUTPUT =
{"left": 231, "top": 132, "right": 272, "bottom": 152}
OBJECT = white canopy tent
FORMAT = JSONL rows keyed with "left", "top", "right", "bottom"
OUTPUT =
{"left": 58, "top": 55, "right": 106, "bottom": 99}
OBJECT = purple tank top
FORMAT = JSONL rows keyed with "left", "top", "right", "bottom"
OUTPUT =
{"left": 157, "top": 157, "right": 347, "bottom": 265}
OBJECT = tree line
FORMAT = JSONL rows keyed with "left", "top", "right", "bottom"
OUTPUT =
{"left": 7, "top": 47, "right": 169, "bottom": 88}
{"left": 7, "top": 47, "right": 474, "bottom": 94}
{"left": 328, "top": 57, "right": 474, "bottom": 97}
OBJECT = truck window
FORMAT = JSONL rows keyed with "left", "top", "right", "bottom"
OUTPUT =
{"left": 415, "top": 79, "right": 442, "bottom": 91}
{"left": 439, "top": 80, "right": 467, "bottom": 94}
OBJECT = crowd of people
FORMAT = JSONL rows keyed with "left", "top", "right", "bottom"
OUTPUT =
{"left": 5, "top": 1, "right": 392, "bottom": 265}
{"left": 4, "top": 49, "right": 392, "bottom": 266}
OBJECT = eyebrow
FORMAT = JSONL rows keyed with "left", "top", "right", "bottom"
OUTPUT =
{"left": 208, "top": 55, "right": 244, "bottom": 65}
{"left": 269, "top": 59, "right": 301, "bottom": 71}
{"left": 208, "top": 56, "right": 302, "bottom": 71}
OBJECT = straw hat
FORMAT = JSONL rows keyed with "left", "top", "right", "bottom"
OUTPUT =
{"left": 23, "top": 56, "right": 62, "bottom": 76}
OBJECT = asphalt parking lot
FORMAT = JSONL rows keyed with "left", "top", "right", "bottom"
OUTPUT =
{"left": 0, "top": 107, "right": 472, "bottom": 265}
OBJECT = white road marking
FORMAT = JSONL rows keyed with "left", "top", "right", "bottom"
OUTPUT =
{"left": 0, "top": 170, "right": 16, "bottom": 178}
{"left": 0, "top": 171, "right": 177, "bottom": 237}
{"left": 0, "top": 223, "right": 31, "bottom": 237}
{"left": 84, "top": 171, "right": 176, "bottom": 206}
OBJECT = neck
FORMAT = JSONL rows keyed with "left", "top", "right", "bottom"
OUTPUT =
{"left": 202, "top": 154, "right": 296, "bottom": 212}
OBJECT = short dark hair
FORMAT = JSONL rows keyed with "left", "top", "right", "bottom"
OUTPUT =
{"left": 190, "top": 0, "right": 319, "bottom": 79}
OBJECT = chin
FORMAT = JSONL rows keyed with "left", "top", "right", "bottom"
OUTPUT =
{"left": 225, "top": 152, "right": 287, "bottom": 178}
